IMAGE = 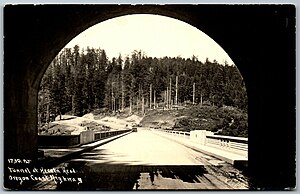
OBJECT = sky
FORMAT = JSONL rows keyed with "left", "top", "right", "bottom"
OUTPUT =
{"left": 64, "top": 14, "right": 235, "bottom": 65}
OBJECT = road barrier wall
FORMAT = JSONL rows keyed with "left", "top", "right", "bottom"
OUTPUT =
{"left": 157, "top": 129, "right": 248, "bottom": 157}
{"left": 80, "top": 130, "right": 95, "bottom": 144}
{"left": 205, "top": 134, "right": 248, "bottom": 156}
{"left": 94, "top": 130, "right": 131, "bottom": 141}
{"left": 38, "top": 129, "right": 132, "bottom": 148}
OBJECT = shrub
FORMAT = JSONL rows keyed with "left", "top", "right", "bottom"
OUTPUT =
{"left": 173, "top": 105, "right": 248, "bottom": 137}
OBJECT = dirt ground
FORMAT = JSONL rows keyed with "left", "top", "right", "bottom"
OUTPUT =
{"left": 39, "top": 113, "right": 143, "bottom": 135}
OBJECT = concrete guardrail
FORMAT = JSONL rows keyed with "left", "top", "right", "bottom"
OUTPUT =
{"left": 38, "top": 129, "right": 132, "bottom": 148}
{"left": 158, "top": 129, "right": 248, "bottom": 157}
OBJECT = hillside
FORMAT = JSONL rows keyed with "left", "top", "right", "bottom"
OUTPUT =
{"left": 38, "top": 112, "right": 143, "bottom": 135}
{"left": 140, "top": 105, "right": 248, "bottom": 137}
{"left": 39, "top": 104, "right": 247, "bottom": 137}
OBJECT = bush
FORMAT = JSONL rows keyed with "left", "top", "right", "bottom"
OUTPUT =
{"left": 173, "top": 105, "right": 248, "bottom": 137}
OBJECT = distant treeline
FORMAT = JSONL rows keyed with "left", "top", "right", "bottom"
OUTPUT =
{"left": 38, "top": 45, "right": 247, "bottom": 125}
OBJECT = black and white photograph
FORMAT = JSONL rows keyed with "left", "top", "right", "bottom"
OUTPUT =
{"left": 3, "top": 4, "right": 296, "bottom": 191}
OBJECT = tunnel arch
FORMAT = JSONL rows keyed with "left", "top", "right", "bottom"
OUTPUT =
{"left": 4, "top": 5, "right": 295, "bottom": 189}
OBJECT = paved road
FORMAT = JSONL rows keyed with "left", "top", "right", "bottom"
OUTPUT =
{"left": 35, "top": 128, "right": 248, "bottom": 190}
{"left": 81, "top": 128, "right": 207, "bottom": 165}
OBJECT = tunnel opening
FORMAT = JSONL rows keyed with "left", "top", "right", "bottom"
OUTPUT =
{"left": 37, "top": 14, "right": 248, "bottom": 136}
{"left": 37, "top": 14, "right": 248, "bottom": 139}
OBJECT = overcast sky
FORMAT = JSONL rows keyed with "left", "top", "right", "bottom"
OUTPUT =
{"left": 65, "top": 14, "right": 234, "bottom": 65}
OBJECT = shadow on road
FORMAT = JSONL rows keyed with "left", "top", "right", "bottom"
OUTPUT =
{"left": 56, "top": 161, "right": 208, "bottom": 190}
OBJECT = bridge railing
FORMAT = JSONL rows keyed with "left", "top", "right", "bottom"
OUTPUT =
{"left": 159, "top": 129, "right": 191, "bottom": 139}
{"left": 94, "top": 129, "right": 131, "bottom": 141}
{"left": 205, "top": 134, "right": 248, "bottom": 156}
{"left": 155, "top": 129, "right": 247, "bottom": 157}
{"left": 38, "top": 129, "right": 132, "bottom": 148}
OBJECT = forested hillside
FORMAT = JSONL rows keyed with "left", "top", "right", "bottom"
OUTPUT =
{"left": 38, "top": 45, "right": 247, "bottom": 134}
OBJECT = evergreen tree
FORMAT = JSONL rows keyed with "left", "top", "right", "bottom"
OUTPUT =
{"left": 72, "top": 45, "right": 84, "bottom": 116}
{"left": 38, "top": 47, "right": 248, "bottom": 127}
